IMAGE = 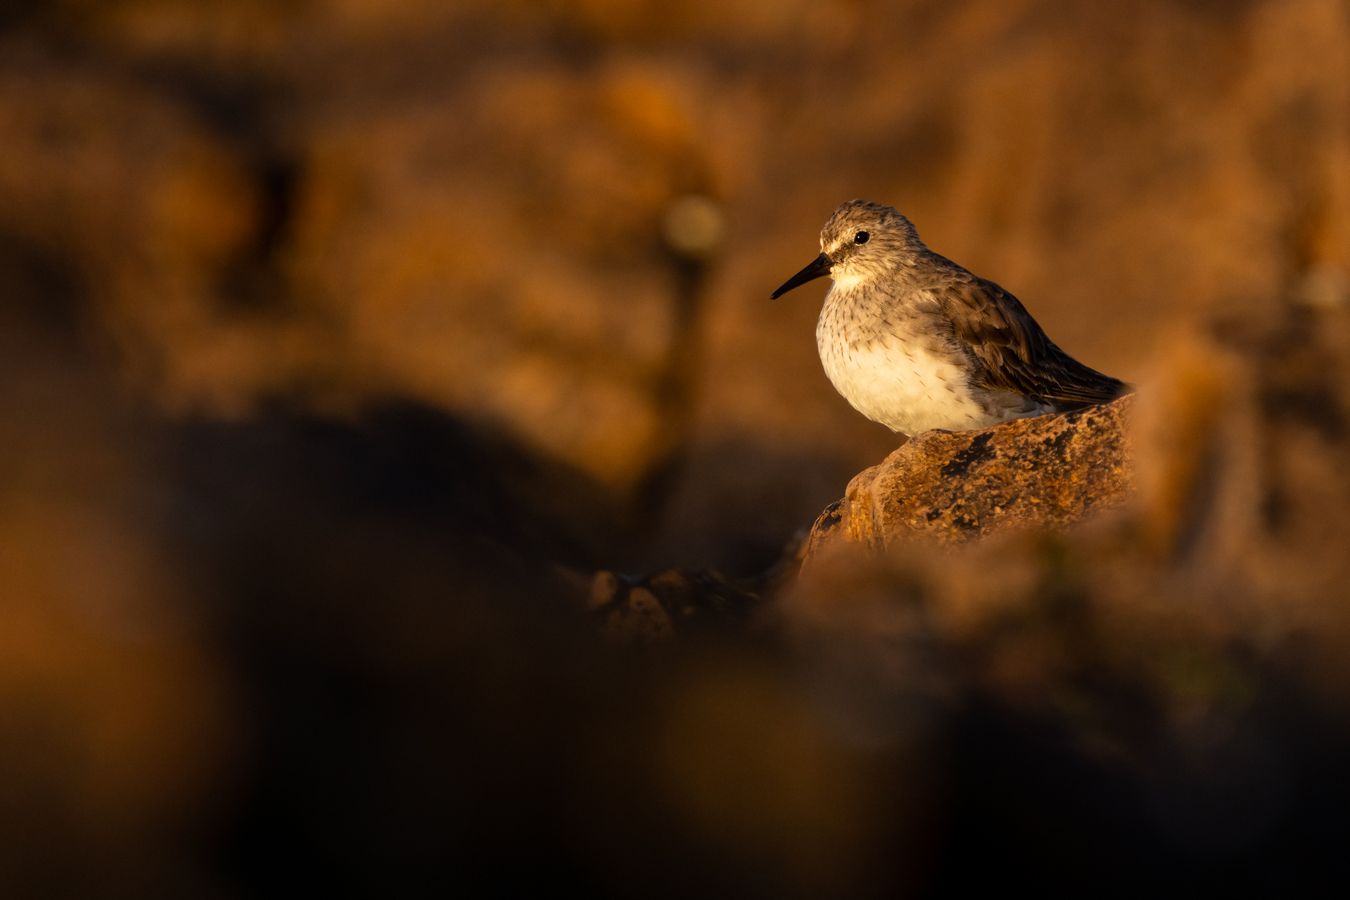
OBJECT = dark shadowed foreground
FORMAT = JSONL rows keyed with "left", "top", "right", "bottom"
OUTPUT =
{"left": 7, "top": 234, "right": 1350, "bottom": 897}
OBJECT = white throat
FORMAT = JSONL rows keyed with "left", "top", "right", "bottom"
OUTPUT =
{"left": 829, "top": 270, "right": 871, "bottom": 292}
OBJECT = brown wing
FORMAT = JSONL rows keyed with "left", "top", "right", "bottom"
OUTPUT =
{"left": 940, "top": 274, "right": 1126, "bottom": 407}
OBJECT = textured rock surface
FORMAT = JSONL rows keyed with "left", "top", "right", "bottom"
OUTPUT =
{"left": 804, "top": 396, "right": 1135, "bottom": 562}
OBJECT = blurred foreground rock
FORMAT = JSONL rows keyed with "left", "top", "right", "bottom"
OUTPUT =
{"left": 804, "top": 395, "right": 1134, "bottom": 562}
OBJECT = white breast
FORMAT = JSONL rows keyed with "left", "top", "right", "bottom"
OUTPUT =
{"left": 814, "top": 281, "right": 1029, "bottom": 435}
{"left": 816, "top": 331, "right": 995, "bottom": 435}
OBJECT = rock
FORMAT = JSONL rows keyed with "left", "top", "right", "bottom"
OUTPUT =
{"left": 602, "top": 587, "right": 674, "bottom": 644}
{"left": 588, "top": 569, "right": 622, "bottom": 612}
{"left": 803, "top": 395, "right": 1135, "bottom": 563}
{"left": 588, "top": 566, "right": 763, "bottom": 643}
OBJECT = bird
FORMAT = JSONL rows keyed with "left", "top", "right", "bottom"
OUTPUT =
{"left": 771, "top": 199, "right": 1126, "bottom": 436}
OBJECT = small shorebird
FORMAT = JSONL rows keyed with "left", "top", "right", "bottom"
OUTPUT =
{"left": 771, "top": 199, "right": 1125, "bottom": 436}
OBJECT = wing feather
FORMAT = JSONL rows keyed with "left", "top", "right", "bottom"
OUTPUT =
{"left": 939, "top": 274, "right": 1126, "bottom": 407}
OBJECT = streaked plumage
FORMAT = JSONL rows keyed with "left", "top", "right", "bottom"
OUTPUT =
{"left": 771, "top": 200, "right": 1125, "bottom": 436}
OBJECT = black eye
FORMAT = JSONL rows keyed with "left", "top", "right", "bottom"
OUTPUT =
{"left": 854, "top": 231, "right": 870, "bottom": 244}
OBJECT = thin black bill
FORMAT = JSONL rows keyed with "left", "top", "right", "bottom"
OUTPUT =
{"left": 770, "top": 252, "right": 831, "bottom": 299}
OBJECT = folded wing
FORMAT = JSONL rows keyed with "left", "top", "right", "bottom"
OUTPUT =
{"left": 940, "top": 275, "right": 1127, "bottom": 407}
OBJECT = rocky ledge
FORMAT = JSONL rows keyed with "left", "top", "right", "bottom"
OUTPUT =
{"left": 804, "top": 394, "right": 1135, "bottom": 562}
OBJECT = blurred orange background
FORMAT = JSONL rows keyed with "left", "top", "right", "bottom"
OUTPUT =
{"left": 2, "top": 1, "right": 1348, "bottom": 896}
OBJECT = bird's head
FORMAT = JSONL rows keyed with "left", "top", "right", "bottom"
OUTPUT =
{"left": 771, "top": 200, "right": 924, "bottom": 299}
